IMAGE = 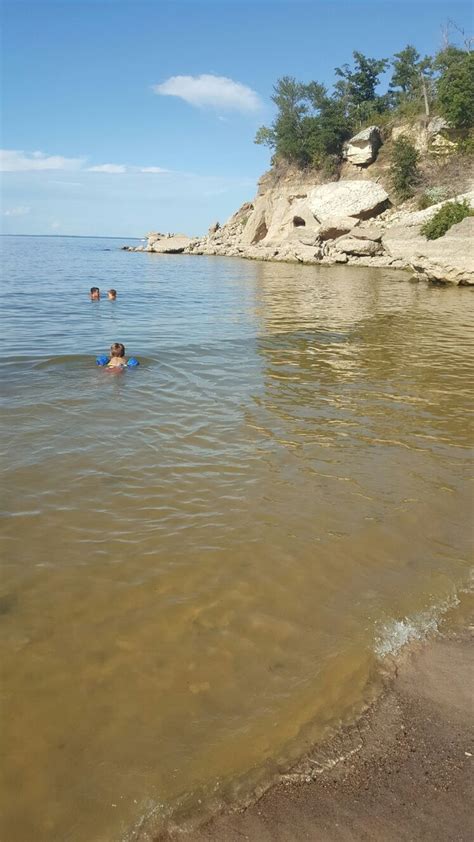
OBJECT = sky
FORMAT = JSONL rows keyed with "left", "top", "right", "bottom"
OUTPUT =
{"left": 1, "top": 0, "right": 472, "bottom": 237}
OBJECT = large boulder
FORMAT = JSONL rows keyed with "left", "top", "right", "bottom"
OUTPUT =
{"left": 382, "top": 216, "right": 474, "bottom": 285}
{"left": 319, "top": 217, "right": 358, "bottom": 240}
{"left": 149, "top": 233, "right": 194, "bottom": 253}
{"left": 240, "top": 194, "right": 319, "bottom": 247}
{"left": 333, "top": 236, "right": 383, "bottom": 257}
{"left": 309, "top": 180, "right": 390, "bottom": 223}
{"left": 343, "top": 126, "right": 382, "bottom": 166}
{"left": 349, "top": 225, "right": 383, "bottom": 242}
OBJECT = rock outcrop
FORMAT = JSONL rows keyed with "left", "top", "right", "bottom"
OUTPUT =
{"left": 146, "top": 232, "right": 195, "bottom": 253}
{"left": 391, "top": 117, "right": 457, "bottom": 154}
{"left": 382, "top": 215, "right": 474, "bottom": 285}
{"left": 308, "top": 180, "right": 390, "bottom": 222}
{"left": 127, "top": 157, "right": 473, "bottom": 286}
{"left": 343, "top": 126, "right": 382, "bottom": 166}
{"left": 123, "top": 232, "right": 196, "bottom": 253}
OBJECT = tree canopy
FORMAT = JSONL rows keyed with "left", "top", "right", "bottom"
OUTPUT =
{"left": 255, "top": 38, "right": 473, "bottom": 170}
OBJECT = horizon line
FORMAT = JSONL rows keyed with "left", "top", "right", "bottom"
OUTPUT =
{"left": 0, "top": 233, "right": 142, "bottom": 240}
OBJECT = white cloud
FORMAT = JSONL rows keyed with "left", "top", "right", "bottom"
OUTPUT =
{"left": 87, "top": 163, "right": 127, "bottom": 174}
{"left": 48, "top": 180, "right": 82, "bottom": 187}
{"left": 139, "top": 166, "right": 169, "bottom": 173}
{"left": 1, "top": 149, "right": 170, "bottom": 177}
{"left": 3, "top": 205, "right": 31, "bottom": 216}
{"left": 152, "top": 74, "right": 262, "bottom": 112}
{"left": 51, "top": 221, "right": 61, "bottom": 230}
{"left": 0, "top": 149, "right": 84, "bottom": 172}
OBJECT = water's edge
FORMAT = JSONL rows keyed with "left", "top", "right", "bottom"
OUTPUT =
{"left": 130, "top": 586, "right": 473, "bottom": 841}
{"left": 157, "top": 605, "right": 473, "bottom": 842}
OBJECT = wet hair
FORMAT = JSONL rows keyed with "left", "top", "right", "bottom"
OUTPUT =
{"left": 108, "top": 289, "right": 117, "bottom": 297}
{"left": 90, "top": 287, "right": 100, "bottom": 295}
{"left": 110, "top": 342, "right": 125, "bottom": 358}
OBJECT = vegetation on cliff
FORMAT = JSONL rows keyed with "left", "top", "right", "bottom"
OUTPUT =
{"left": 255, "top": 35, "right": 474, "bottom": 172}
{"left": 421, "top": 199, "right": 474, "bottom": 239}
{"left": 390, "top": 137, "right": 420, "bottom": 200}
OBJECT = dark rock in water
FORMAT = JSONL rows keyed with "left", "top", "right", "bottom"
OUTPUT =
{"left": 0, "top": 593, "right": 17, "bottom": 616}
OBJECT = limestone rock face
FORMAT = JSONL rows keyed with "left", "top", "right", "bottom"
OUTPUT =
{"left": 319, "top": 217, "right": 358, "bottom": 241}
{"left": 350, "top": 225, "right": 383, "bottom": 242}
{"left": 392, "top": 117, "right": 454, "bottom": 154}
{"left": 343, "top": 126, "right": 382, "bottom": 166}
{"left": 240, "top": 193, "right": 319, "bottom": 248}
{"left": 382, "top": 216, "right": 474, "bottom": 285}
{"left": 148, "top": 233, "right": 194, "bottom": 253}
{"left": 427, "top": 116, "right": 450, "bottom": 135}
{"left": 333, "top": 237, "right": 383, "bottom": 257}
{"left": 131, "top": 155, "right": 471, "bottom": 285}
{"left": 392, "top": 191, "right": 474, "bottom": 228}
{"left": 309, "top": 180, "right": 390, "bottom": 223}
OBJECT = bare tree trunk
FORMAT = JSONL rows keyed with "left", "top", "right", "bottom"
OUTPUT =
{"left": 420, "top": 72, "right": 430, "bottom": 118}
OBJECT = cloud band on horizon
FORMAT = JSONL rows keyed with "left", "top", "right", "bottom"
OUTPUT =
{"left": 0, "top": 150, "right": 169, "bottom": 174}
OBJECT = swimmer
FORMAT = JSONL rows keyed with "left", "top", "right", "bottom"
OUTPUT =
{"left": 107, "top": 342, "right": 127, "bottom": 369}
{"left": 90, "top": 286, "right": 100, "bottom": 300}
{"left": 108, "top": 289, "right": 117, "bottom": 300}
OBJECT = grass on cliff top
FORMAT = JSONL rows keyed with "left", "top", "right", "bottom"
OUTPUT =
{"left": 421, "top": 199, "right": 474, "bottom": 239}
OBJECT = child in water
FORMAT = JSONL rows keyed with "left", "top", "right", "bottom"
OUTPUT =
{"left": 108, "top": 289, "right": 117, "bottom": 300}
{"left": 90, "top": 286, "right": 100, "bottom": 300}
{"left": 107, "top": 342, "right": 128, "bottom": 368}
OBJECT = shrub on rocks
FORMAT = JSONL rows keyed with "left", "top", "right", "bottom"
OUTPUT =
{"left": 421, "top": 199, "right": 474, "bottom": 239}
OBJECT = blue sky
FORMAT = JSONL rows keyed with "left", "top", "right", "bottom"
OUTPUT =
{"left": 1, "top": 0, "right": 472, "bottom": 237}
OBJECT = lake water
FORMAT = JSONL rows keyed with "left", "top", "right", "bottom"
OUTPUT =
{"left": 0, "top": 235, "right": 472, "bottom": 841}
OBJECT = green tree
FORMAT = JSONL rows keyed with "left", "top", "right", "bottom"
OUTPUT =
{"left": 255, "top": 76, "right": 310, "bottom": 165}
{"left": 334, "top": 51, "right": 389, "bottom": 124}
{"left": 435, "top": 48, "right": 474, "bottom": 128}
{"left": 304, "top": 82, "right": 353, "bottom": 160}
{"left": 255, "top": 78, "right": 352, "bottom": 169}
{"left": 390, "top": 136, "right": 420, "bottom": 200}
{"left": 390, "top": 45, "right": 433, "bottom": 115}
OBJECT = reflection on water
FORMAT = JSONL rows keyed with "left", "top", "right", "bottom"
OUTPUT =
{"left": 0, "top": 238, "right": 473, "bottom": 841}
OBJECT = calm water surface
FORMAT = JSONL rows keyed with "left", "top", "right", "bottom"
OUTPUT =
{"left": 0, "top": 236, "right": 473, "bottom": 841}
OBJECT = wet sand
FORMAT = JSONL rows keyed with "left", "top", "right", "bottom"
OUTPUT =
{"left": 159, "top": 631, "right": 473, "bottom": 842}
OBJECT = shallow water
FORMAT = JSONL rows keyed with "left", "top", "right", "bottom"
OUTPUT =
{"left": 0, "top": 236, "right": 472, "bottom": 841}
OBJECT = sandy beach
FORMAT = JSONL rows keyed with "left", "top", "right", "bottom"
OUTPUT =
{"left": 159, "top": 626, "right": 473, "bottom": 842}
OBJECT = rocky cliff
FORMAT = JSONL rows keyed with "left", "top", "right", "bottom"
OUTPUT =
{"left": 129, "top": 120, "right": 474, "bottom": 286}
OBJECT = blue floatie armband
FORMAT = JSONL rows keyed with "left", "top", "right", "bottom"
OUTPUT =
{"left": 127, "top": 358, "right": 139, "bottom": 367}
{"left": 96, "top": 355, "right": 110, "bottom": 366}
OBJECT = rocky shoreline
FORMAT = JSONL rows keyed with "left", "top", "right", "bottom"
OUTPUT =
{"left": 123, "top": 180, "right": 474, "bottom": 286}
{"left": 124, "top": 122, "right": 474, "bottom": 287}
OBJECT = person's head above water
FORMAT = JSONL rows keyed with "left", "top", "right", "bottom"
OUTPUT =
{"left": 108, "top": 289, "right": 117, "bottom": 300}
{"left": 110, "top": 342, "right": 125, "bottom": 358}
{"left": 90, "top": 287, "right": 100, "bottom": 300}
{"left": 96, "top": 344, "right": 139, "bottom": 367}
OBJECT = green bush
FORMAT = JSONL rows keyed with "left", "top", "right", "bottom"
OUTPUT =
{"left": 390, "top": 136, "right": 420, "bottom": 200}
{"left": 457, "top": 136, "right": 474, "bottom": 156}
{"left": 417, "top": 186, "right": 449, "bottom": 209}
{"left": 421, "top": 199, "right": 473, "bottom": 239}
{"left": 435, "top": 50, "right": 474, "bottom": 129}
